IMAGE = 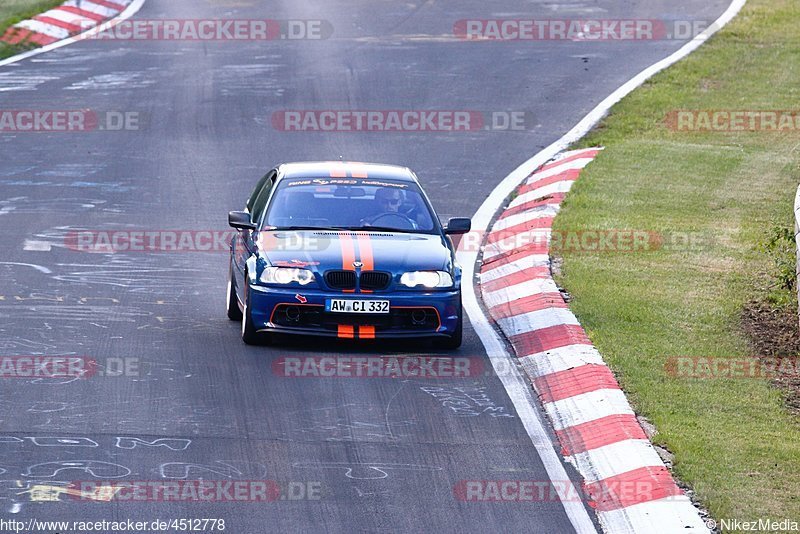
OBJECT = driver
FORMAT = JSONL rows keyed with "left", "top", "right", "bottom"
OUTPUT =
{"left": 374, "top": 187, "right": 403, "bottom": 213}
{"left": 360, "top": 187, "right": 418, "bottom": 229}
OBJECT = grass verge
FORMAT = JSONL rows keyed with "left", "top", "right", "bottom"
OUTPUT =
{"left": 0, "top": 0, "right": 67, "bottom": 59}
{"left": 552, "top": 0, "right": 800, "bottom": 524}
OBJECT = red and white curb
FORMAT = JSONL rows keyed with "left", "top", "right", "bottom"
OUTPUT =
{"left": 478, "top": 148, "right": 707, "bottom": 532}
{"left": 1, "top": 0, "right": 134, "bottom": 47}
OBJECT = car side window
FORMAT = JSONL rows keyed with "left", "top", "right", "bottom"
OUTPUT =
{"left": 246, "top": 170, "right": 276, "bottom": 214}
{"left": 250, "top": 172, "right": 276, "bottom": 224}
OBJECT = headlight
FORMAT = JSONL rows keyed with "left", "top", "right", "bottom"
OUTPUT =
{"left": 260, "top": 267, "right": 315, "bottom": 285}
{"left": 400, "top": 271, "right": 453, "bottom": 288}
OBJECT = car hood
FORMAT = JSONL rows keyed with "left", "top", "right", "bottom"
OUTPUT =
{"left": 256, "top": 230, "right": 453, "bottom": 274}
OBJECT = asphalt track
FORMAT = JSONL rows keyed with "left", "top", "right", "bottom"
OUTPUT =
{"left": 0, "top": 0, "right": 729, "bottom": 532}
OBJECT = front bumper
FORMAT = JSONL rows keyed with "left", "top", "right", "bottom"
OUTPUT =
{"left": 247, "top": 284, "right": 461, "bottom": 339}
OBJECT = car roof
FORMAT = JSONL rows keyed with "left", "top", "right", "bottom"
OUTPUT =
{"left": 275, "top": 162, "right": 418, "bottom": 183}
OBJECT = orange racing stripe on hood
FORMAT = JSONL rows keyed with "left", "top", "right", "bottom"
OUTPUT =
{"left": 355, "top": 234, "right": 374, "bottom": 271}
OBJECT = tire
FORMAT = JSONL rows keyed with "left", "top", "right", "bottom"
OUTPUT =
{"left": 433, "top": 304, "right": 463, "bottom": 350}
{"left": 226, "top": 262, "right": 243, "bottom": 321}
{"left": 241, "top": 275, "right": 269, "bottom": 345}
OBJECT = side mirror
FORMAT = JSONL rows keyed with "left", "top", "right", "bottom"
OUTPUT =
{"left": 444, "top": 217, "right": 471, "bottom": 235}
{"left": 229, "top": 211, "right": 256, "bottom": 230}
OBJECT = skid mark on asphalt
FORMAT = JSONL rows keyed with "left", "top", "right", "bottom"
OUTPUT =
{"left": 160, "top": 461, "right": 266, "bottom": 480}
{"left": 0, "top": 196, "right": 130, "bottom": 215}
{"left": 292, "top": 462, "right": 441, "bottom": 480}
{"left": 64, "top": 71, "right": 155, "bottom": 91}
{"left": 0, "top": 304, "right": 151, "bottom": 322}
{"left": 216, "top": 63, "right": 285, "bottom": 97}
{"left": 29, "top": 47, "right": 138, "bottom": 65}
{"left": 0, "top": 73, "right": 59, "bottom": 92}
{"left": 278, "top": 404, "right": 417, "bottom": 443}
{"left": 419, "top": 384, "right": 516, "bottom": 419}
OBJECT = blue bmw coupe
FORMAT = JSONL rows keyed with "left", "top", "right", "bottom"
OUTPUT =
{"left": 227, "top": 162, "right": 471, "bottom": 348}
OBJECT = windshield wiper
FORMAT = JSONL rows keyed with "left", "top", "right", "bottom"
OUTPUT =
{"left": 268, "top": 226, "right": 327, "bottom": 231}
{"left": 340, "top": 225, "right": 416, "bottom": 234}
{"left": 269, "top": 225, "right": 417, "bottom": 234}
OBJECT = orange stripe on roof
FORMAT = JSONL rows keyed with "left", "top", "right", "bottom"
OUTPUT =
{"left": 337, "top": 325, "right": 355, "bottom": 339}
{"left": 349, "top": 163, "right": 369, "bottom": 178}
{"left": 329, "top": 163, "right": 347, "bottom": 178}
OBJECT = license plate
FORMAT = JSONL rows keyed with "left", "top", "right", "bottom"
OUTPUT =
{"left": 326, "top": 299, "right": 390, "bottom": 314}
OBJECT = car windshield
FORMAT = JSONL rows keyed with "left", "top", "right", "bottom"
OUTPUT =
{"left": 262, "top": 177, "right": 438, "bottom": 233}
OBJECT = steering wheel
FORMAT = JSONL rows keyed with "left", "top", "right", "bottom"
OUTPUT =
{"left": 364, "top": 212, "right": 418, "bottom": 230}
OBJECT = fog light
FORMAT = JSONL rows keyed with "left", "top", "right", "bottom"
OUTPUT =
{"left": 411, "top": 310, "right": 427, "bottom": 325}
{"left": 286, "top": 306, "right": 301, "bottom": 322}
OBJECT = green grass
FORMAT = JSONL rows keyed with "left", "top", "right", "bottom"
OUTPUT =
{"left": 0, "top": 0, "right": 66, "bottom": 59}
{"left": 552, "top": 0, "right": 800, "bottom": 524}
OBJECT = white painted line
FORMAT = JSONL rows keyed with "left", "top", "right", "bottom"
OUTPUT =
{"left": 16, "top": 20, "right": 70, "bottom": 40}
{"left": 0, "top": 0, "right": 147, "bottom": 69}
{"left": 481, "top": 278, "right": 560, "bottom": 309}
{"left": 569, "top": 439, "right": 665, "bottom": 483}
{"left": 519, "top": 345, "right": 606, "bottom": 377}
{"left": 497, "top": 307, "right": 579, "bottom": 337}
{"left": 463, "top": 0, "right": 749, "bottom": 266}
{"left": 542, "top": 389, "right": 634, "bottom": 431}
